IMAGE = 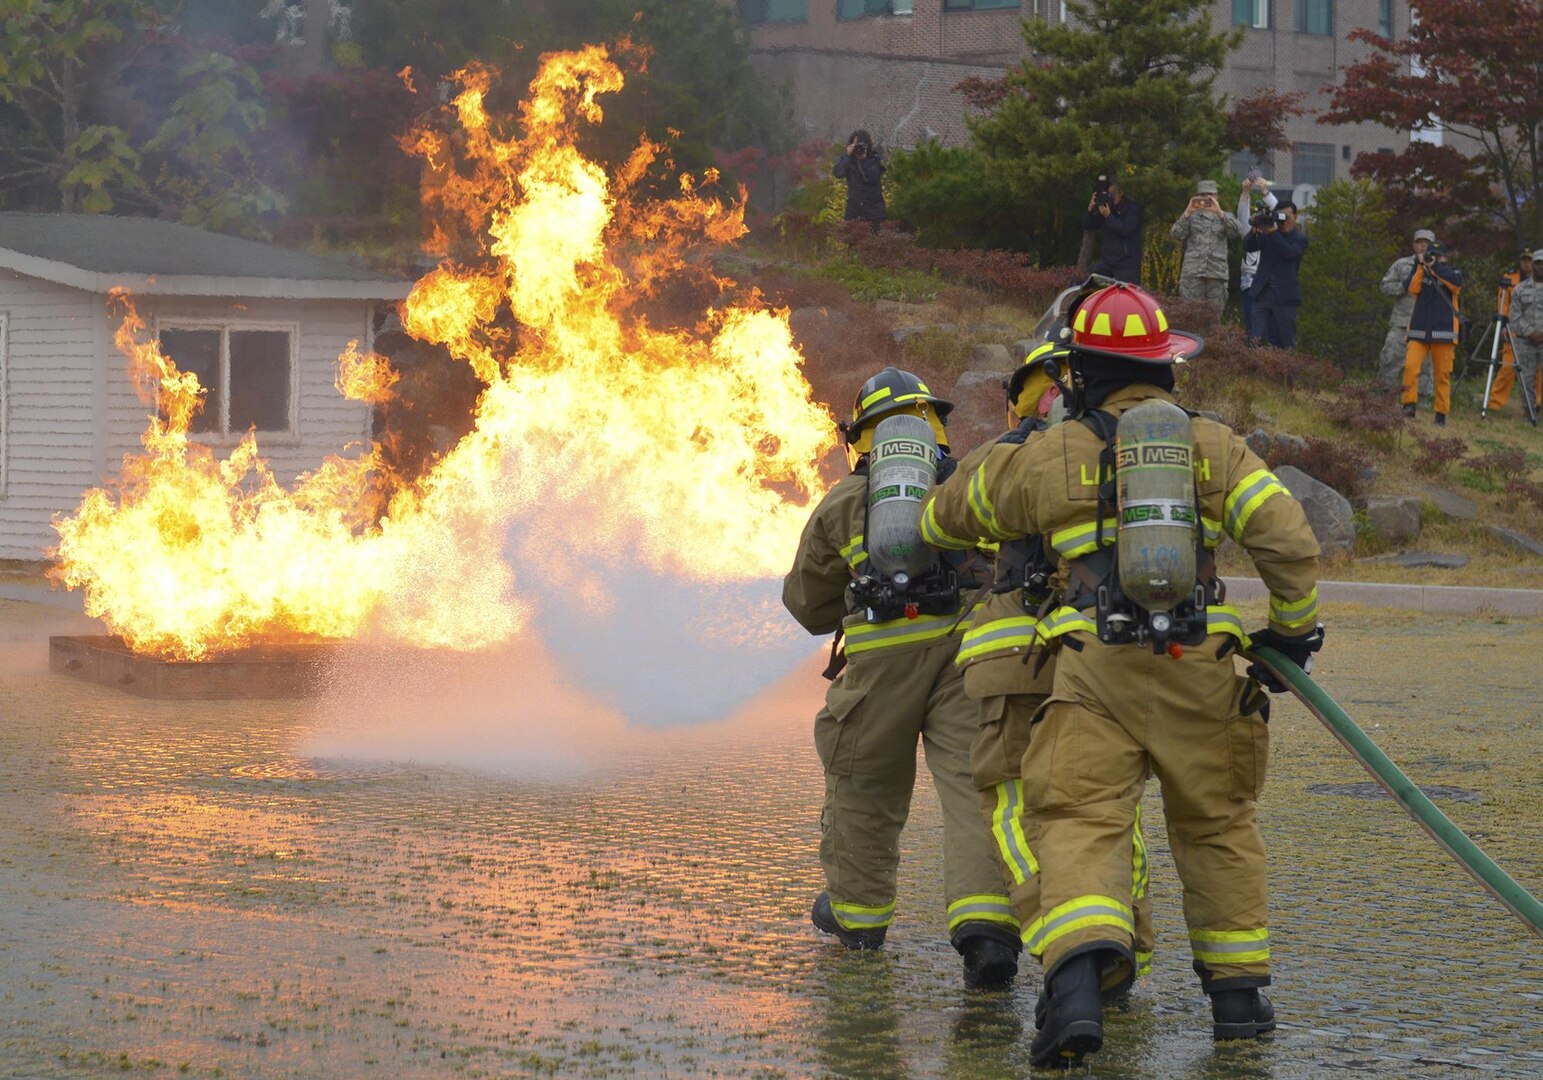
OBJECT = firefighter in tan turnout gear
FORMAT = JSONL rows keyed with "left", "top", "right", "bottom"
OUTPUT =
{"left": 922, "top": 284, "right": 1323, "bottom": 1067}
{"left": 950, "top": 336, "right": 1158, "bottom": 986}
{"left": 782, "top": 368, "right": 1021, "bottom": 990}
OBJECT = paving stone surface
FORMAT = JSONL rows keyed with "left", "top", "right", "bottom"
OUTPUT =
{"left": 2, "top": 600, "right": 1541, "bottom": 1078}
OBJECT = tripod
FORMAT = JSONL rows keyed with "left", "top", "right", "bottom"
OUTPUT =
{"left": 1465, "top": 279, "right": 1539, "bottom": 425}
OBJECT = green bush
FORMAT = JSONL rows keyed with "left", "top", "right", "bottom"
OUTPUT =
{"left": 1298, "top": 179, "right": 1399, "bottom": 372}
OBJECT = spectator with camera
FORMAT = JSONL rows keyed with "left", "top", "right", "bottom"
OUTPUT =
{"left": 1401, "top": 240, "right": 1465, "bottom": 426}
{"left": 1503, "top": 248, "right": 1543, "bottom": 426}
{"left": 1169, "top": 179, "right": 1241, "bottom": 315}
{"left": 1236, "top": 176, "right": 1277, "bottom": 334}
{"left": 1377, "top": 229, "right": 1439, "bottom": 394}
{"left": 1244, "top": 199, "right": 1307, "bottom": 348}
{"left": 833, "top": 129, "right": 886, "bottom": 229}
{"left": 1487, "top": 251, "right": 1541, "bottom": 416}
{"left": 1084, "top": 173, "right": 1143, "bottom": 283}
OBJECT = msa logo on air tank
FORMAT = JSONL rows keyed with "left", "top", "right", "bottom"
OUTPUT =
{"left": 869, "top": 483, "right": 932, "bottom": 504}
{"left": 871, "top": 439, "right": 935, "bottom": 462}
{"left": 1117, "top": 444, "right": 1190, "bottom": 469}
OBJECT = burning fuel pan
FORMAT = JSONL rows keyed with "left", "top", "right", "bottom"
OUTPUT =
{"left": 49, "top": 635, "right": 340, "bottom": 700}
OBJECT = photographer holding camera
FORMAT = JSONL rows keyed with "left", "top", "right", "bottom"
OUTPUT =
{"left": 1244, "top": 199, "right": 1307, "bottom": 348}
{"left": 1170, "top": 179, "right": 1242, "bottom": 315}
{"left": 1083, "top": 172, "right": 1143, "bottom": 283}
{"left": 1377, "top": 229, "right": 1439, "bottom": 394}
{"left": 833, "top": 129, "right": 886, "bottom": 229}
{"left": 1500, "top": 248, "right": 1543, "bottom": 425}
{"left": 1488, "top": 251, "right": 1542, "bottom": 416}
{"left": 1401, "top": 240, "right": 1465, "bottom": 426}
{"left": 1237, "top": 176, "right": 1277, "bottom": 333}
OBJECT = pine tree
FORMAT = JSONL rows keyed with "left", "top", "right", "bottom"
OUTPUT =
{"left": 894, "top": 0, "right": 1239, "bottom": 260}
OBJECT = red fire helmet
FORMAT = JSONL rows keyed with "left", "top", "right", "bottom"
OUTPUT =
{"left": 1067, "top": 283, "right": 1203, "bottom": 365}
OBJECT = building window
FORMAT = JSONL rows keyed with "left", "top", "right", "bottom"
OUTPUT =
{"left": 1379, "top": 0, "right": 1393, "bottom": 36}
{"left": 158, "top": 325, "right": 295, "bottom": 436}
{"left": 1292, "top": 142, "right": 1334, "bottom": 187}
{"left": 1296, "top": 0, "right": 1332, "bottom": 34}
{"left": 739, "top": 0, "right": 808, "bottom": 22}
{"left": 1228, "top": 150, "right": 1274, "bottom": 181}
{"left": 944, "top": 0, "right": 1021, "bottom": 11}
{"left": 1232, "top": 0, "right": 1268, "bottom": 28}
{"left": 839, "top": 0, "right": 912, "bottom": 16}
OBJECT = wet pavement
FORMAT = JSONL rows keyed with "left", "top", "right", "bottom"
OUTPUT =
{"left": 2, "top": 599, "right": 1542, "bottom": 1077}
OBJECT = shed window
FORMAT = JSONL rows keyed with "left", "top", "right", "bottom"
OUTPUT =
{"left": 158, "top": 325, "right": 294, "bottom": 436}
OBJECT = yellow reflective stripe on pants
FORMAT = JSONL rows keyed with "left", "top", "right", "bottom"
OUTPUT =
{"left": 990, "top": 780, "right": 1039, "bottom": 886}
{"left": 1224, "top": 468, "right": 1286, "bottom": 541}
{"left": 919, "top": 501, "right": 973, "bottom": 550}
{"left": 956, "top": 616, "right": 1040, "bottom": 665}
{"left": 947, "top": 893, "right": 1019, "bottom": 932}
{"left": 844, "top": 611, "right": 965, "bottom": 654}
{"left": 1024, "top": 895, "right": 1134, "bottom": 957}
{"left": 1131, "top": 804, "right": 1149, "bottom": 901}
{"left": 1190, "top": 927, "right": 1270, "bottom": 965}
{"left": 832, "top": 898, "right": 896, "bottom": 930}
{"left": 1270, "top": 586, "right": 1319, "bottom": 629}
{"left": 1136, "top": 949, "right": 1154, "bottom": 977}
{"left": 1049, "top": 517, "right": 1119, "bottom": 559}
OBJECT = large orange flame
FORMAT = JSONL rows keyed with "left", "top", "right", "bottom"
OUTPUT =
{"left": 50, "top": 46, "right": 835, "bottom": 660}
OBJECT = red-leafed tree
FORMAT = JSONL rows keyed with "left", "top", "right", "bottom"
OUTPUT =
{"left": 1322, "top": 0, "right": 1543, "bottom": 250}
{"left": 1226, "top": 88, "right": 1306, "bottom": 160}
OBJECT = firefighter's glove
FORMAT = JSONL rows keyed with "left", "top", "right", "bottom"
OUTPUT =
{"left": 934, "top": 454, "right": 959, "bottom": 485}
{"left": 1245, "top": 624, "right": 1325, "bottom": 693}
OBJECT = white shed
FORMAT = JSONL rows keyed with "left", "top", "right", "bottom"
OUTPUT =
{"left": 0, "top": 212, "right": 412, "bottom": 562}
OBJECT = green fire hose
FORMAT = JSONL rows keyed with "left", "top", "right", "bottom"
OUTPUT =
{"left": 1247, "top": 646, "right": 1543, "bottom": 940}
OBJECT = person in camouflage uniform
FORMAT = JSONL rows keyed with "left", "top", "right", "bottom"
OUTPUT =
{"left": 1507, "top": 248, "right": 1543, "bottom": 423}
{"left": 1169, "top": 180, "right": 1241, "bottom": 316}
{"left": 1378, "top": 229, "right": 1437, "bottom": 394}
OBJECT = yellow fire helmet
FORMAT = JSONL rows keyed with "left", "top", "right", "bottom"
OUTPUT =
{"left": 841, "top": 366, "right": 953, "bottom": 455}
{"left": 1007, "top": 342, "right": 1067, "bottom": 419}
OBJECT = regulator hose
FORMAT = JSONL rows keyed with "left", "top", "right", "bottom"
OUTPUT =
{"left": 1248, "top": 646, "right": 1543, "bottom": 940}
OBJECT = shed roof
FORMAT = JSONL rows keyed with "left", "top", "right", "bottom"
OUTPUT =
{"left": 0, "top": 212, "right": 412, "bottom": 300}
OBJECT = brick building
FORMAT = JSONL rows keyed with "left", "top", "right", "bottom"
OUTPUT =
{"left": 739, "top": 1, "right": 1412, "bottom": 197}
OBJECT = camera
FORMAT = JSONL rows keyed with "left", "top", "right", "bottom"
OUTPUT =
{"left": 1093, "top": 174, "right": 1112, "bottom": 208}
{"left": 1250, "top": 207, "right": 1285, "bottom": 230}
{"left": 852, "top": 141, "right": 870, "bottom": 158}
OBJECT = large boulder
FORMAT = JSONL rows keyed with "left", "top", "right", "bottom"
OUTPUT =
{"left": 1012, "top": 338, "right": 1038, "bottom": 362}
{"left": 1365, "top": 495, "right": 1422, "bottom": 544}
{"left": 1276, "top": 465, "right": 1356, "bottom": 557}
{"left": 1420, "top": 484, "right": 1478, "bottom": 521}
{"left": 787, "top": 306, "right": 852, "bottom": 352}
{"left": 1489, "top": 526, "right": 1543, "bottom": 558}
{"left": 969, "top": 342, "right": 1014, "bottom": 372}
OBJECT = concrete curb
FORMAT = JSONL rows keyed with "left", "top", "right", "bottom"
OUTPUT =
{"left": 1222, "top": 577, "right": 1543, "bottom": 617}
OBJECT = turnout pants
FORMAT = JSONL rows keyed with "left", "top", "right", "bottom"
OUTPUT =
{"left": 971, "top": 688, "right": 1156, "bottom": 976}
{"left": 815, "top": 634, "right": 1013, "bottom": 943}
{"left": 1021, "top": 633, "right": 1271, "bottom": 992}
{"left": 1404, "top": 341, "right": 1455, "bottom": 415}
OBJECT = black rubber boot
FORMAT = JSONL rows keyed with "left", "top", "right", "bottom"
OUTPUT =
{"left": 957, "top": 929, "right": 1019, "bottom": 991}
{"left": 1029, "top": 952, "right": 1105, "bottom": 1068}
{"left": 1211, "top": 988, "right": 1276, "bottom": 1041}
{"left": 1435, "top": 412, "right": 1447, "bottom": 427}
{"left": 1403, "top": 403, "right": 1417, "bottom": 418}
{"left": 810, "top": 892, "right": 887, "bottom": 950}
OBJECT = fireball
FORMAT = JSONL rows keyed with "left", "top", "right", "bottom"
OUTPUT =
{"left": 50, "top": 45, "right": 835, "bottom": 660}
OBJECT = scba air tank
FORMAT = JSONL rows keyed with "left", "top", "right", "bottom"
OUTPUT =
{"left": 1115, "top": 399, "right": 1198, "bottom": 612}
{"left": 866, "top": 414, "right": 939, "bottom": 580}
